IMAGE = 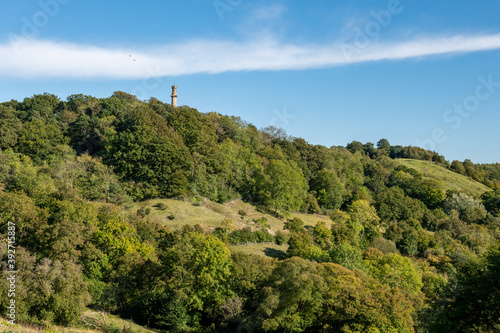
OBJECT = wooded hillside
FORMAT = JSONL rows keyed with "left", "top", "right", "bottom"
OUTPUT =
{"left": 1, "top": 92, "right": 500, "bottom": 332}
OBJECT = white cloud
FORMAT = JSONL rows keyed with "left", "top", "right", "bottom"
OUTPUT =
{"left": 2, "top": 33, "right": 500, "bottom": 79}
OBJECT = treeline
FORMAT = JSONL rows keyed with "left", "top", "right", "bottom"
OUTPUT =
{"left": 346, "top": 139, "right": 500, "bottom": 189}
{"left": 0, "top": 92, "right": 500, "bottom": 332}
{"left": 1, "top": 92, "right": 499, "bottom": 209}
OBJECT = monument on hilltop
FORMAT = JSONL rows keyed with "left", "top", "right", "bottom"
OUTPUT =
{"left": 171, "top": 85, "right": 178, "bottom": 107}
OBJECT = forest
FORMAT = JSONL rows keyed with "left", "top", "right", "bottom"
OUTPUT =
{"left": 0, "top": 92, "right": 500, "bottom": 332}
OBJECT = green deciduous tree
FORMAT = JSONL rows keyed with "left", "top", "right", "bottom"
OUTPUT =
{"left": 329, "top": 242, "right": 364, "bottom": 271}
{"left": 16, "top": 119, "right": 68, "bottom": 164}
{"left": 377, "top": 138, "right": 391, "bottom": 151}
{"left": 0, "top": 247, "right": 91, "bottom": 326}
{"left": 167, "top": 107, "right": 220, "bottom": 172}
{"left": 162, "top": 232, "right": 233, "bottom": 316}
{"left": 16, "top": 93, "right": 63, "bottom": 123}
{"left": 376, "top": 187, "right": 425, "bottom": 222}
{"left": 312, "top": 221, "right": 333, "bottom": 248}
{"left": 94, "top": 205, "right": 155, "bottom": 262}
{"left": 258, "top": 159, "right": 308, "bottom": 215}
{"left": 102, "top": 105, "right": 192, "bottom": 198}
{"left": 366, "top": 253, "right": 424, "bottom": 307}
{"left": 312, "top": 169, "right": 345, "bottom": 210}
{"left": 482, "top": 190, "right": 500, "bottom": 216}
{"left": 258, "top": 257, "right": 415, "bottom": 332}
{"left": 348, "top": 199, "right": 381, "bottom": 246}
{"left": 0, "top": 105, "right": 22, "bottom": 150}
{"left": 428, "top": 249, "right": 500, "bottom": 332}
{"left": 444, "top": 192, "right": 487, "bottom": 223}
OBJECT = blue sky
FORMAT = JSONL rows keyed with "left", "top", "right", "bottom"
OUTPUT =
{"left": 1, "top": 0, "right": 500, "bottom": 163}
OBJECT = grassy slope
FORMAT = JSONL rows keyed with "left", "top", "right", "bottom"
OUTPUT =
{"left": 398, "top": 159, "right": 491, "bottom": 196}
{"left": 82, "top": 310, "right": 160, "bottom": 333}
{"left": 133, "top": 198, "right": 331, "bottom": 260}
{"left": 132, "top": 159, "right": 490, "bottom": 257}
{"left": 134, "top": 198, "right": 333, "bottom": 232}
{"left": 0, "top": 311, "right": 160, "bottom": 333}
{"left": 0, "top": 323, "right": 96, "bottom": 333}
{"left": 230, "top": 243, "right": 289, "bottom": 260}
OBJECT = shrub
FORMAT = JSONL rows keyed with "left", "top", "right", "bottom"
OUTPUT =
{"left": 137, "top": 206, "right": 151, "bottom": 218}
{"left": 228, "top": 227, "right": 256, "bottom": 245}
{"left": 238, "top": 209, "right": 247, "bottom": 217}
{"left": 254, "top": 217, "right": 270, "bottom": 229}
{"left": 275, "top": 230, "right": 290, "bottom": 245}
{"left": 167, "top": 214, "right": 175, "bottom": 220}
{"left": 369, "top": 237, "right": 399, "bottom": 254}
{"left": 154, "top": 202, "right": 168, "bottom": 210}
{"left": 255, "top": 230, "right": 273, "bottom": 243}
{"left": 221, "top": 218, "right": 234, "bottom": 231}
{"left": 43, "top": 326, "right": 58, "bottom": 333}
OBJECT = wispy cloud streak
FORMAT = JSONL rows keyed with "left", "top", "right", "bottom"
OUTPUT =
{"left": 2, "top": 33, "right": 500, "bottom": 79}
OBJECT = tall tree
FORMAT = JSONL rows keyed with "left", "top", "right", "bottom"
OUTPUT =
{"left": 428, "top": 249, "right": 500, "bottom": 332}
{"left": 0, "top": 105, "right": 22, "bottom": 149}
{"left": 259, "top": 257, "right": 415, "bottom": 332}
{"left": 102, "top": 105, "right": 192, "bottom": 198}
{"left": 311, "top": 168, "right": 345, "bottom": 210}
{"left": 348, "top": 199, "right": 381, "bottom": 246}
{"left": 258, "top": 159, "right": 308, "bottom": 215}
{"left": 16, "top": 119, "right": 68, "bottom": 164}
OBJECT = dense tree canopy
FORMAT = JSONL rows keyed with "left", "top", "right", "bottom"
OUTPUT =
{"left": 0, "top": 92, "right": 499, "bottom": 332}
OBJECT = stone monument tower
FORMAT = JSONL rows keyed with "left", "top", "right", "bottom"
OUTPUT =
{"left": 171, "top": 85, "right": 178, "bottom": 107}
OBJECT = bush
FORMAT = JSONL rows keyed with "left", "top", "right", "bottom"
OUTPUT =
{"left": 275, "top": 230, "right": 290, "bottom": 245}
{"left": 154, "top": 202, "right": 168, "bottom": 210}
{"left": 137, "top": 206, "right": 151, "bottom": 218}
{"left": 238, "top": 209, "right": 247, "bottom": 217}
{"left": 369, "top": 237, "right": 399, "bottom": 254}
{"left": 226, "top": 227, "right": 274, "bottom": 245}
{"left": 43, "top": 327, "right": 58, "bottom": 333}
{"left": 167, "top": 214, "right": 175, "bottom": 220}
{"left": 213, "top": 227, "right": 228, "bottom": 243}
{"left": 255, "top": 230, "right": 274, "bottom": 243}
{"left": 228, "top": 227, "right": 256, "bottom": 245}
{"left": 254, "top": 217, "right": 270, "bottom": 229}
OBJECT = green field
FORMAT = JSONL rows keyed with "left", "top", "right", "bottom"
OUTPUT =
{"left": 81, "top": 310, "right": 160, "bottom": 333}
{"left": 132, "top": 198, "right": 330, "bottom": 259}
{"left": 133, "top": 198, "right": 333, "bottom": 233}
{"left": 398, "top": 159, "right": 492, "bottom": 196}
{"left": 0, "top": 311, "right": 160, "bottom": 333}
{"left": 0, "top": 318, "right": 96, "bottom": 332}
{"left": 230, "top": 243, "right": 289, "bottom": 259}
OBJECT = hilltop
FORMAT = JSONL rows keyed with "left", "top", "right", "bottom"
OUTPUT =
{"left": 398, "top": 159, "right": 492, "bottom": 196}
